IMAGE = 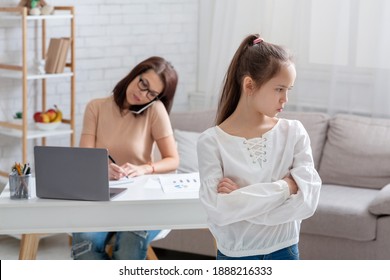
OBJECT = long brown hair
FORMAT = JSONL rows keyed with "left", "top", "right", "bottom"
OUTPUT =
{"left": 216, "top": 34, "right": 293, "bottom": 124}
{"left": 113, "top": 56, "right": 178, "bottom": 114}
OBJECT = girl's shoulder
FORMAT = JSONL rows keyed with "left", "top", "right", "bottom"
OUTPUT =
{"left": 277, "top": 118, "right": 308, "bottom": 135}
{"left": 199, "top": 126, "right": 218, "bottom": 138}
{"left": 277, "top": 117, "right": 303, "bottom": 127}
{"left": 198, "top": 126, "right": 242, "bottom": 147}
{"left": 198, "top": 126, "right": 219, "bottom": 141}
{"left": 197, "top": 127, "right": 220, "bottom": 151}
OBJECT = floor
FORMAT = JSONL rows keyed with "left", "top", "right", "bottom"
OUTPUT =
{"left": 0, "top": 233, "right": 214, "bottom": 260}
{"left": 0, "top": 181, "right": 213, "bottom": 260}
{"left": 0, "top": 233, "right": 73, "bottom": 260}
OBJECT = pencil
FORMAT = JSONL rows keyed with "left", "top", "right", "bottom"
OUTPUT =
{"left": 108, "top": 155, "right": 129, "bottom": 179}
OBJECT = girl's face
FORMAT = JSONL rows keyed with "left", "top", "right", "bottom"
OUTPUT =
{"left": 252, "top": 63, "right": 296, "bottom": 117}
{"left": 125, "top": 70, "right": 164, "bottom": 107}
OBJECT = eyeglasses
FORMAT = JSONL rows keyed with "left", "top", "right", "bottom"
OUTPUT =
{"left": 137, "top": 75, "right": 160, "bottom": 101}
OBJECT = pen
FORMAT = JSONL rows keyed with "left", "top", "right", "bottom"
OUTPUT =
{"left": 108, "top": 155, "right": 116, "bottom": 164}
{"left": 108, "top": 155, "right": 129, "bottom": 179}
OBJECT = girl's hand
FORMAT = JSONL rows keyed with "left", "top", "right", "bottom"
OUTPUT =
{"left": 283, "top": 174, "right": 298, "bottom": 195}
{"left": 217, "top": 177, "right": 239, "bottom": 194}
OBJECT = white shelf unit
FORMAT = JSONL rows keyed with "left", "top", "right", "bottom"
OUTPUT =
{"left": 0, "top": 125, "right": 73, "bottom": 139}
{"left": 0, "top": 6, "right": 76, "bottom": 177}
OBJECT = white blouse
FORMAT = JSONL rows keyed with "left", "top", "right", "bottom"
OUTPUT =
{"left": 197, "top": 119, "right": 322, "bottom": 257}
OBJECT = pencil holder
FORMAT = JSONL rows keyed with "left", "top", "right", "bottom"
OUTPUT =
{"left": 9, "top": 173, "right": 32, "bottom": 199}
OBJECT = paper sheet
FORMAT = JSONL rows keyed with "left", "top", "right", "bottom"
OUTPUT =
{"left": 159, "top": 172, "right": 200, "bottom": 193}
{"left": 143, "top": 177, "right": 163, "bottom": 189}
{"left": 109, "top": 177, "right": 135, "bottom": 186}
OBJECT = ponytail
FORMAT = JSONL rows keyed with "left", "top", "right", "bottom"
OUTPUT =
{"left": 215, "top": 34, "right": 293, "bottom": 125}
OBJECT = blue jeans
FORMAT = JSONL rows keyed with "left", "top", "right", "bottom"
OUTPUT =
{"left": 71, "top": 230, "right": 160, "bottom": 260}
{"left": 216, "top": 244, "right": 299, "bottom": 260}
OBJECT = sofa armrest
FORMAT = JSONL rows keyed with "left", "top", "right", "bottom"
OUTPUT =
{"left": 369, "top": 184, "right": 390, "bottom": 215}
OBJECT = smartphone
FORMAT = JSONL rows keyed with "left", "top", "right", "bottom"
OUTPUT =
{"left": 129, "top": 100, "right": 156, "bottom": 114}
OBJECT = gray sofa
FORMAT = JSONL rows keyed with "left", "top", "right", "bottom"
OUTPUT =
{"left": 152, "top": 109, "right": 390, "bottom": 259}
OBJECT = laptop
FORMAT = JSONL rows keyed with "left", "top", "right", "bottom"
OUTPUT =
{"left": 34, "top": 146, "right": 126, "bottom": 201}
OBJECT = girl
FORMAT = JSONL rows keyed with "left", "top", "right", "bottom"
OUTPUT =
{"left": 197, "top": 35, "right": 321, "bottom": 260}
{"left": 72, "top": 56, "right": 179, "bottom": 260}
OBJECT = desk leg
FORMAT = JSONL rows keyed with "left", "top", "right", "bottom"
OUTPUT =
{"left": 146, "top": 246, "right": 158, "bottom": 260}
{"left": 19, "top": 234, "right": 40, "bottom": 260}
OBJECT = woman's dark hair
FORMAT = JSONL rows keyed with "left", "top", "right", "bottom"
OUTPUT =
{"left": 113, "top": 56, "right": 178, "bottom": 114}
{"left": 216, "top": 34, "right": 293, "bottom": 124}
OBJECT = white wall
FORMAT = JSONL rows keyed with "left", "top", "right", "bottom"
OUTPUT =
{"left": 196, "top": 0, "right": 390, "bottom": 118}
{"left": 0, "top": 0, "right": 199, "bottom": 175}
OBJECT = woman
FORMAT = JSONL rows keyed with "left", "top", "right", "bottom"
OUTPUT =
{"left": 72, "top": 56, "right": 179, "bottom": 260}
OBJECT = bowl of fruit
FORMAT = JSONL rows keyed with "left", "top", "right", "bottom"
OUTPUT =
{"left": 33, "top": 105, "right": 62, "bottom": 131}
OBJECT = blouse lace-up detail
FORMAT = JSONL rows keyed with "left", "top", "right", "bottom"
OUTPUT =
{"left": 243, "top": 137, "right": 267, "bottom": 166}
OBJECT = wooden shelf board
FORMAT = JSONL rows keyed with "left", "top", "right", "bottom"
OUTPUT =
{"left": 0, "top": 70, "right": 73, "bottom": 80}
{"left": 0, "top": 14, "right": 73, "bottom": 21}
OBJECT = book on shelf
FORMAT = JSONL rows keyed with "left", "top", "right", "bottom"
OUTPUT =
{"left": 44, "top": 38, "right": 62, "bottom": 74}
{"left": 44, "top": 37, "right": 71, "bottom": 74}
{"left": 55, "top": 38, "right": 71, "bottom": 73}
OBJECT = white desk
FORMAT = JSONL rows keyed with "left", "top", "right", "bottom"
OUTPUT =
{"left": 0, "top": 175, "right": 208, "bottom": 259}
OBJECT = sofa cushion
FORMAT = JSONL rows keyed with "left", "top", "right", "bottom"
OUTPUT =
{"left": 279, "top": 111, "right": 329, "bottom": 169}
{"left": 174, "top": 129, "right": 201, "bottom": 173}
{"left": 170, "top": 110, "right": 328, "bottom": 171}
{"left": 301, "top": 184, "right": 378, "bottom": 241}
{"left": 319, "top": 114, "right": 390, "bottom": 189}
{"left": 170, "top": 110, "right": 216, "bottom": 173}
{"left": 170, "top": 109, "right": 216, "bottom": 133}
{"left": 369, "top": 184, "right": 390, "bottom": 215}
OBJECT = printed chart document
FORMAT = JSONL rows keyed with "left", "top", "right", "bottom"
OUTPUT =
{"left": 159, "top": 172, "right": 200, "bottom": 193}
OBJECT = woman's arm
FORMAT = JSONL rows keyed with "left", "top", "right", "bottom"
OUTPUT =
{"left": 119, "top": 102, "right": 179, "bottom": 178}
{"left": 122, "top": 134, "right": 179, "bottom": 177}
{"left": 153, "top": 134, "right": 179, "bottom": 173}
{"left": 79, "top": 134, "right": 95, "bottom": 148}
{"left": 80, "top": 103, "right": 129, "bottom": 180}
{"left": 80, "top": 133, "right": 127, "bottom": 180}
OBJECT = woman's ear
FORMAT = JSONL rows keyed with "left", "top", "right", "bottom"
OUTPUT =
{"left": 243, "top": 76, "right": 254, "bottom": 95}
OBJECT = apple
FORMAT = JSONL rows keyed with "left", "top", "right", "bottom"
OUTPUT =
{"left": 41, "top": 113, "right": 50, "bottom": 123}
{"left": 46, "top": 108, "right": 57, "bottom": 122}
{"left": 33, "top": 112, "right": 50, "bottom": 123}
{"left": 33, "top": 112, "right": 43, "bottom": 122}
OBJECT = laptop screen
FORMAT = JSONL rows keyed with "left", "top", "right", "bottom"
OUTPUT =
{"left": 34, "top": 146, "right": 121, "bottom": 201}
